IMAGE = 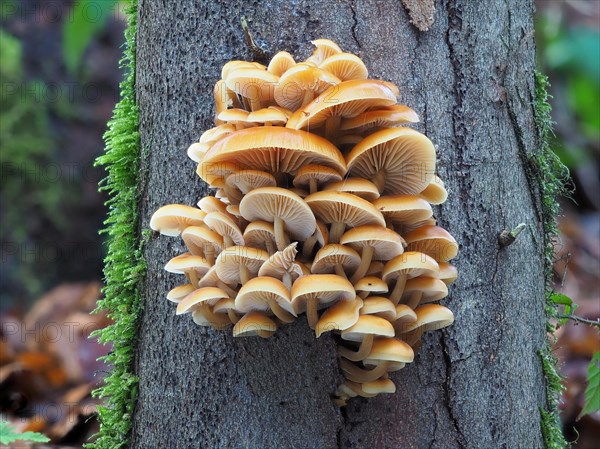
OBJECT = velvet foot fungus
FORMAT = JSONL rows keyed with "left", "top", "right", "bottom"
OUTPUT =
{"left": 150, "top": 38, "right": 458, "bottom": 405}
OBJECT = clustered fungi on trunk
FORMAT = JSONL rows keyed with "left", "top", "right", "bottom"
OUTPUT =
{"left": 150, "top": 39, "right": 458, "bottom": 405}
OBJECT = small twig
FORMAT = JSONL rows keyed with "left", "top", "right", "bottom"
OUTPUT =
{"left": 498, "top": 223, "right": 527, "bottom": 248}
{"left": 558, "top": 252, "right": 571, "bottom": 289}
{"left": 556, "top": 314, "right": 600, "bottom": 328}
{"left": 241, "top": 17, "right": 268, "bottom": 62}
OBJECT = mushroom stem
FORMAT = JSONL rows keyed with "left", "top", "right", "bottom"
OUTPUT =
{"left": 265, "top": 240, "right": 277, "bottom": 255}
{"left": 188, "top": 271, "right": 200, "bottom": 288}
{"left": 223, "top": 235, "right": 234, "bottom": 248}
{"left": 301, "top": 89, "right": 315, "bottom": 108}
{"left": 340, "top": 359, "right": 390, "bottom": 383}
{"left": 335, "top": 264, "right": 348, "bottom": 279}
{"left": 268, "top": 299, "right": 295, "bottom": 324}
{"left": 303, "top": 234, "right": 319, "bottom": 257}
{"left": 336, "top": 383, "right": 359, "bottom": 399}
{"left": 223, "top": 185, "right": 242, "bottom": 205}
{"left": 309, "top": 178, "right": 318, "bottom": 194}
{"left": 330, "top": 222, "right": 346, "bottom": 243}
{"left": 389, "top": 274, "right": 407, "bottom": 305}
{"left": 217, "top": 281, "right": 237, "bottom": 298}
{"left": 333, "top": 397, "right": 348, "bottom": 407}
{"left": 404, "top": 328, "right": 424, "bottom": 346}
{"left": 204, "top": 249, "right": 215, "bottom": 266}
{"left": 240, "top": 265, "right": 251, "bottom": 285}
{"left": 306, "top": 299, "right": 319, "bottom": 329}
{"left": 201, "top": 304, "right": 231, "bottom": 330}
{"left": 248, "top": 95, "right": 262, "bottom": 112}
{"left": 339, "top": 334, "right": 374, "bottom": 361}
{"left": 227, "top": 309, "right": 240, "bottom": 324}
{"left": 274, "top": 217, "right": 290, "bottom": 251}
{"left": 350, "top": 246, "right": 374, "bottom": 283}
{"left": 373, "top": 170, "right": 386, "bottom": 193}
{"left": 324, "top": 115, "right": 341, "bottom": 141}
{"left": 282, "top": 272, "right": 292, "bottom": 290}
{"left": 345, "top": 381, "right": 377, "bottom": 398}
{"left": 404, "top": 291, "right": 423, "bottom": 309}
{"left": 237, "top": 216, "right": 249, "bottom": 229}
{"left": 241, "top": 96, "right": 251, "bottom": 111}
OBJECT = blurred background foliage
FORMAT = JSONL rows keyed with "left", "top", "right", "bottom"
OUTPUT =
{"left": 0, "top": 28, "right": 63, "bottom": 297}
{"left": 0, "top": 1, "right": 598, "bottom": 447}
{"left": 537, "top": 0, "right": 600, "bottom": 209}
{"left": 63, "top": 0, "right": 118, "bottom": 75}
{"left": 0, "top": 0, "right": 123, "bottom": 305}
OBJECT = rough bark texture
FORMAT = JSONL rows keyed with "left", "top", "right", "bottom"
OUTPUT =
{"left": 132, "top": 1, "right": 548, "bottom": 448}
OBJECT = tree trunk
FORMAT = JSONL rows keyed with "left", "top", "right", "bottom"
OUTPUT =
{"left": 132, "top": 1, "right": 548, "bottom": 448}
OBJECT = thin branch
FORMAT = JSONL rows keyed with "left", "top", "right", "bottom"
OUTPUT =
{"left": 498, "top": 223, "right": 527, "bottom": 248}
{"left": 240, "top": 17, "right": 268, "bottom": 62}
{"left": 556, "top": 314, "right": 600, "bottom": 328}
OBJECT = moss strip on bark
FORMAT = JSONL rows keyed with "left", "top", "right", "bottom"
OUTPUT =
{"left": 87, "top": 2, "right": 145, "bottom": 448}
{"left": 533, "top": 70, "right": 570, "bottom": 449}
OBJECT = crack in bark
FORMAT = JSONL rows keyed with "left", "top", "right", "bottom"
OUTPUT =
{"left": 453, "top": 351, "right": 478, "bottom": 363}
{"left": 422, "top": 95, "right": 429, "bottom": 135}
{"left": 444, "top": 0, "right": 465, "bottom": 169}
{"left": 427, "top": 405, "right": 439, "bottom": 449}
{"left": 443, "top": 0, "right": 477, "bottom": 238}
{"left": 349, "top": 1, "right": 361, "bottom": 50}
{"left": 336, "top": 392, "right": 348, "bottom": 449}
{"left": 500, "top": 4, "right": 544, "bottom": 229}
{"left": 407, "top": 23, "right": 428, "bottom": 127}
{"left": 441, "top": 334, "right": 469, "bottom": 449}
{"left": 506, "top": 97, "right": 544, "bottom": 228}
{"left": 440, "top": 3, "right": 469, "bottom": 448}
{"left": 490, "top": 247, "right": 506, "bottom": 356}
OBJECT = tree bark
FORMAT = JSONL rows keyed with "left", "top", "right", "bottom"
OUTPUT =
{"left": 132, "top": 1, "right": 548, "bottom": 448}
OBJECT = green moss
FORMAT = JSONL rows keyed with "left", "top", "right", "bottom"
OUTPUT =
{"left": 87, "top": 1, "right": 145, "bottom": 448}
{"left": 532, "top": 71, "right": 570, "bottom": 449}
{"left": 539, "top": 348, "right": 567, "bottom": 449}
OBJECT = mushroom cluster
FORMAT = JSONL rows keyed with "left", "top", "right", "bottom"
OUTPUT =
{"left": 150, "top": 39, "right": 458, "bottom": 405}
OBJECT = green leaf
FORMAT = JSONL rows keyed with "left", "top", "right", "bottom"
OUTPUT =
{"left": 62, "top": 0, "right": 118, "bottom": 74}
{"left": 0, "top": 29, "right": 22, "bottom": 80}
{"left": 548, "top": 293, "right": 577, "bottom": 327}
{"left": 567, "top": 74, "right": 600, "bottom": 141}
{"left": 543, "top": 26, "right": 600, "bottom": 78}
{"left": 569, "top": 28, "right": 600, "bottom": 81}
{"left": 548, "top": 292, "right": 572, "bottom": 306}
{"left": 0, "top": 420, "right": 50, "bottom": 444}
{"left": 579, "top": 352, "right": 600, "bottom": 419}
